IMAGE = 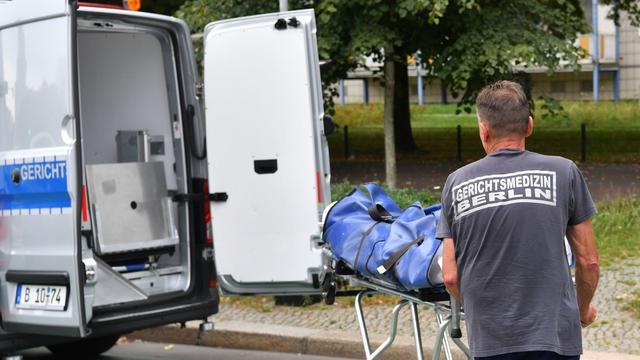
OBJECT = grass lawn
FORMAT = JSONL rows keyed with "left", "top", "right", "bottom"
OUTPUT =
{"left": 591, "top": 199, "right": 640, "bottom": 267}
{"left": 329, "top": 102, "right": 640, "bottom": 163}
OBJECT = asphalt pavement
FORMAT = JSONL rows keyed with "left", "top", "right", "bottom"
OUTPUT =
{"left": 15, "top": 342, "right": 351, "bottom": 360}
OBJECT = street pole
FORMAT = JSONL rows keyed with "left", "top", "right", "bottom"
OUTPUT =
{"left": 279, "top": 0, "right": 288, "bottom": 12}
{"left": 592, "top": 0, "right": 600, "bottom": 102}
{"left": 416, "top": 50, "right": 424, "bottom": 106}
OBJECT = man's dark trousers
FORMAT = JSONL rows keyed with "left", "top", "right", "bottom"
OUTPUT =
{"left": 476, "top": 351, "right": 580, "bottom": 360}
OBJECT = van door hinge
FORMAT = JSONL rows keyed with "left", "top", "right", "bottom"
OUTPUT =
{"left": 202, "top": 247, "right": 214, "bottom": 261}
{"left": 82, "top": 258, "right": 98, "bottom": 285}
{"left": 274, "top": 17, "right": 300, "bottom": 30}
{"left": 196, "top": 82, "right": 204, "bottom": 97}
{"left": 310, "top": 234, "right": 324, "bottom": 248}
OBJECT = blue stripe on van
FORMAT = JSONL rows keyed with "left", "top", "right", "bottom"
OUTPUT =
{"left": 0, "top": 160, "right": 71, "bottom": 211}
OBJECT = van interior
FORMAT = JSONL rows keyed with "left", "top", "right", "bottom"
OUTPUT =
{"left": 77, "top": 16, "right": 191, "bottom": 309}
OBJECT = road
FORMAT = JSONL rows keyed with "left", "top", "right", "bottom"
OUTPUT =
{"left": 15, "top": 341, "right": 352, "bottom": 360}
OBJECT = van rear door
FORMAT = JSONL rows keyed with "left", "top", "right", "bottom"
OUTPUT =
{"left": 203, "top": 10, "right": 330, "bottom": 295}
{"left": 0, "top": 0, "right": 90, "bottom": 336}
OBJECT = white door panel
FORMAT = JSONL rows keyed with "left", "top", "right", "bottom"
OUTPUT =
{"left": 204, "top": 10, "right": 326, "bottom": 293}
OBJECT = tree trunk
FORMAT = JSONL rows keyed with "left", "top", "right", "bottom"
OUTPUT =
{"left": 384, "top": 46, "right": 397, "bottom": 189}
{"left": 393, "top": 59, "right": 417, "bottom": 152}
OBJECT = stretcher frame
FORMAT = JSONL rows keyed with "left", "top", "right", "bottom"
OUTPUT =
{"left": 331, "top": 274, "right": 471, "bottom": 360}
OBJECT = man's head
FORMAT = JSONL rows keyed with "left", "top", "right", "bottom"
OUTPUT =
{"left": 475, "top": 80, "right": 533, "bottom": 153}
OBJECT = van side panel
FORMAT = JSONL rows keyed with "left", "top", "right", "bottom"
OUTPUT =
{"left": 0, "top": 6, "right": 87, "bottom": 336}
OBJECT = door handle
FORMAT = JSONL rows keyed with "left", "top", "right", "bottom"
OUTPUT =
{"left": 60, "top": 114, "right": 76, "bottom": 145}
{"left": 254, "top": 159, "right": 278, "bottom": 174}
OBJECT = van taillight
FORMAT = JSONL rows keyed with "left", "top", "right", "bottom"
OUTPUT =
{"left": 209, "top": 279, "right": 218, "bottom": 289}
{"left": 203, "top": 181, "right": 214, "bottom": 246}
{"left": 316, "top": 171, "right": 322, "bottom": 203}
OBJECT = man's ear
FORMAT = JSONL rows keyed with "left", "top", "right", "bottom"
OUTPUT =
{"left": 479, "top": 120, "right": 491, "bottom": 143}
{"left": 525, "top": 116, "right": 534, "bottom": 138}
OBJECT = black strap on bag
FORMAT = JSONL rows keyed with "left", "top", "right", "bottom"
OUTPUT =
{"left": 353, "top": 220, "right": 382, "bottom": 272}
{"left": 376, "top": 235, "right": 425, "bottom": 275}
{"left": 368, "top": 203, "right": 395, "bottom": 223}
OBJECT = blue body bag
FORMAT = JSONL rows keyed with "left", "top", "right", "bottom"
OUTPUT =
{"left": 322, "top": 184, "right": 444, "bottom": 291}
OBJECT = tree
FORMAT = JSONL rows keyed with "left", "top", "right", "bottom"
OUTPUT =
{"left": 176, "top": 0, "right": 589, "bottom": 188}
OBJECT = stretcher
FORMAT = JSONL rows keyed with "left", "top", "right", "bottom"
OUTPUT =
{"left": 319, "top": 255, "right": 471, "bottom": 360}
{"left": 319, "top": 184, "right": 470, "bottom": 359}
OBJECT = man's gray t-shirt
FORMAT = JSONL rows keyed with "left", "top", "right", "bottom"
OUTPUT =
{"left": 436, "top": 149, "right": 596, "bottom": 358}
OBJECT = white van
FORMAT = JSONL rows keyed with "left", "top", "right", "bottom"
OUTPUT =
{"left": 0, "top": 1, "right": 331, "bottom": 356}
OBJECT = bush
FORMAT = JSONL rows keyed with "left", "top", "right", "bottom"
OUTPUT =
{"left": 331, "top": 182, "right": 439, "bottom": 208}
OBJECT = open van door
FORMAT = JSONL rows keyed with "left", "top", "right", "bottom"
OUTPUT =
{"left": 203, "top": 10, "right": 331, "bottom": 295}
{"left": 0, "top": 1, "right": 90, "bottom": 336}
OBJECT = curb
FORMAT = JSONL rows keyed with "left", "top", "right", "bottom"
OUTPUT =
{"left": 128, "top": 320, "right": 468, "bottom": 360}
{"left": 128, "top": 321, "right": 640, "bottom": 360}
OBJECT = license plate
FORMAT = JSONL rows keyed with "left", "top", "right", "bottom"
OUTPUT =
{"left": 15, "top": 284, "right": 67, "bottom": 311}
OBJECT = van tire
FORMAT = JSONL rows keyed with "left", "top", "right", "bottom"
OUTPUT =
{"left": 47, "top": 335, "right": 120, "bottom": 358}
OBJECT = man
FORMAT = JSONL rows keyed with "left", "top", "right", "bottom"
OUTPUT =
{"left": 436, "top": 81, "right": 600, "bottom": 360}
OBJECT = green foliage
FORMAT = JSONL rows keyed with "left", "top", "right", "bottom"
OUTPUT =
{"left": 537, "top": 96, "right": 570, "bottom": 126}
{"left": 140, "top": 0, "right": 185, "bottom": 15}
{"left": 331, "top": 181, "right": 439, "bottom": 208}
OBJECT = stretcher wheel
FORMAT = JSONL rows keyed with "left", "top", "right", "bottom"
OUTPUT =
{"left": 321, "top": 270, "right": 336, "bottom": 305}
{"left": 324, "top": 282, "right": 336, "bottom": 305}
{"left": 450, "top": 328, "right": 462, "bottom": 339}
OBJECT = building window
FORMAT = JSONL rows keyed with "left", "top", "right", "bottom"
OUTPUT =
{"left": 580, "top": 80, "right": 593, "bottom": 93}
{"left": 551, "top": 81, "right": 566, "bottom": 94}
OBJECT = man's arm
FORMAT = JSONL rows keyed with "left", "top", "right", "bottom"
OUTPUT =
{"left": 566, "top": 219, "right": 600, "bottom": 327}
{"left": 442, "top": 237, "right": 461, "bottom": 302}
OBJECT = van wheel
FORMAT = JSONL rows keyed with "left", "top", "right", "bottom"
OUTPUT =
{"left": 47, "top": 335, "right": 120, "bottom": 358}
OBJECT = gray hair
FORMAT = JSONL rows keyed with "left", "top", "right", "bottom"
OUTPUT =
{"left": 476, "top": 80, "right": 530, "bottom": 138}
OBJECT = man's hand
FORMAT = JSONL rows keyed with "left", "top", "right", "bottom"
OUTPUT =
{"left": 581, "top": 304, "right": 597, "bottom": 327}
